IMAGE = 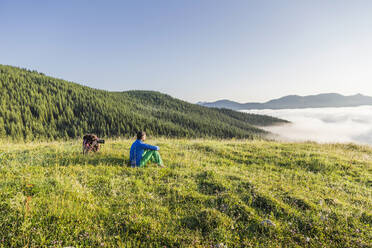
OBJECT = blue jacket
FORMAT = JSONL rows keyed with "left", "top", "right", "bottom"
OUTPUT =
{"left": 129, "top": 139, "right": 159, "bottom": 166}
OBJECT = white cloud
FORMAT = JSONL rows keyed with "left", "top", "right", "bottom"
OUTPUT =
{"left": 243, "top": 106, "right": 372, "bottom": 145}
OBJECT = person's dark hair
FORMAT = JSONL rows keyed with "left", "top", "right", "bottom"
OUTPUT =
{"left": 137, "top": 131, "right": 146, "bottom": 140}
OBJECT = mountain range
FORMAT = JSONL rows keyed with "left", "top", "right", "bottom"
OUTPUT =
{"left": 198, "top": 93, "right": 372, "bottom": 110}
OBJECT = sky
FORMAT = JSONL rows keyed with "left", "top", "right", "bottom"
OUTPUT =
{"left": 1, "top": 0, "right": 372, "bottom": 103}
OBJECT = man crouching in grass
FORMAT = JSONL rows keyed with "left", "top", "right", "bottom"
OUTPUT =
{"left": 129, "top": 131, "right": 164, "bottom": 168}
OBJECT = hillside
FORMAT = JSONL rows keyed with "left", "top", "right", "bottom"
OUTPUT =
{"left": 0, "top": 139, "right": 370, "bottom": 247}
{"left": 199, "top": 93, "right": 372, "bottom": 110}
{"left": 0, "top": 65, "right": 286, "bottom": 140}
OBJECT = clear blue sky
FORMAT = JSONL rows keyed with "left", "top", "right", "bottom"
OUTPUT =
{"left": 1, "top": 0, "right": 372, "bottom": 103}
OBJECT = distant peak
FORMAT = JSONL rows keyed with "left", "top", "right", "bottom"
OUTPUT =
{"left": 199, "top": 92, "right": 372, "bottom": 110}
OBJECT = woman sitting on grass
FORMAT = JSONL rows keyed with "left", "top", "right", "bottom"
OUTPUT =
{"left": 129, "top": 131, "right": 164, "bottom": 168}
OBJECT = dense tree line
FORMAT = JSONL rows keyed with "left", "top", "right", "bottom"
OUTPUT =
{"left": 0, "top": 65, "right": 286, "bottom": 140}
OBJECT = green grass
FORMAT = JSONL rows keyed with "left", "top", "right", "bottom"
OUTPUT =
{"left": 0, "top": 139, "right": 371, "bottom": 247}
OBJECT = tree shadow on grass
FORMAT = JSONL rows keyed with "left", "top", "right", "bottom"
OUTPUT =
{"left": 38, "top": 153, "right": 130, "bottom": 167}
{"left": 84, "top": 155, "right": 129, "bottom": 166}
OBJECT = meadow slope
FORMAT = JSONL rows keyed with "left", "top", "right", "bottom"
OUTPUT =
{"left": 0, "top": 139, "right": 371, "bottom": 247}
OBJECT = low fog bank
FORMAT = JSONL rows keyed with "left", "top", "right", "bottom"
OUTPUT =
{"left": 243, "top": 106, "right": 372, "bottom": 145}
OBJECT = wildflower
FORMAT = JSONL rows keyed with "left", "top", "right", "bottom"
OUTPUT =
{"left": 260, "top": 219, "right": 275, "bottom": 226}
{"left": 215, "top": 243, "right": 227, "bottom": 248}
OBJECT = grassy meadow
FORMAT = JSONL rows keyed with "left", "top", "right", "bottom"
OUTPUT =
{"left": 0, "top": 138, "right": 371, "bottom": 247}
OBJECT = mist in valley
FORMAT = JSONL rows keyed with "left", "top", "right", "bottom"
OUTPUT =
{"left": 243, "top": 106, "right": 372, "bottom": 145}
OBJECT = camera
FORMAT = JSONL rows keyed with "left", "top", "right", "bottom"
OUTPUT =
{"left": 97, "top": 139, "right": 105, "bottom": 144}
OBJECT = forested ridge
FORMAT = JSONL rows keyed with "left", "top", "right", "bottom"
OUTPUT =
{"left": 0, "top": 65, "right": 286, "bottom": 140}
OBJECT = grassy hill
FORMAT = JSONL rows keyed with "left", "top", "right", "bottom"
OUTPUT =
{"left": 0, "top": 139, "right": 370, "bottom": 247}
{"left": 0, "top": 65, "right": 286, "bottom": 141}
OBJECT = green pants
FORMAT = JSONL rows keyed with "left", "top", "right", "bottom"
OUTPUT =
{"left": 139, "top": 150, "right": 163, "bottom": 167}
